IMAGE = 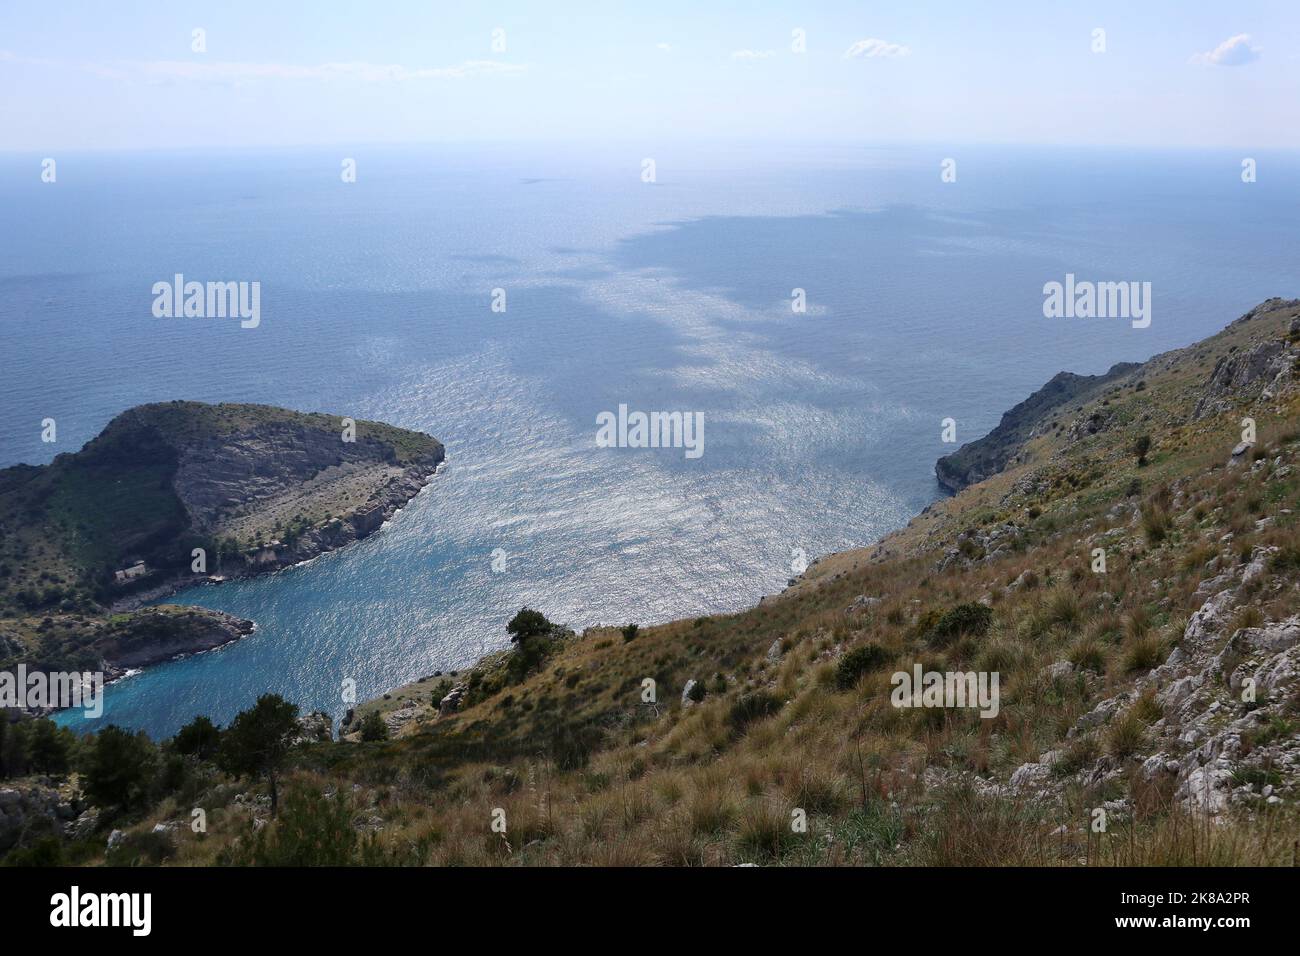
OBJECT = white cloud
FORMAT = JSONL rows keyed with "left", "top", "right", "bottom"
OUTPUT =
{"left": 656, "top": 43, "right": 672, "bottom": 53}
{"left": 1190, "top": 34, "right": 1261, "bottom": 66}
{"left": 843, "top": 38, "right": 911, "bottom": 59}
{"left": 731, "top": 49, "right": 776, "bottom": 60}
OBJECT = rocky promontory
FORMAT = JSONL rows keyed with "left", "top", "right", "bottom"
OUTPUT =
{"left": 0, "top": 401, "right": 444, "bottom": 677}
{"left": 93, "top": 606, "right": 257, "bottom": 681}
{"left": 935, "top": 362, "right": 1140, "bottom": 492}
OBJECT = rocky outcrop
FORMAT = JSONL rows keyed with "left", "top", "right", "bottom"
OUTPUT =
{"left": 172, "top": 417, "right": 442, "bottom": 542}
{"left": 0, "top": 784, "right": 83, "bottom": 853}
{"left": 438, "top": 683, "right": 467, "bottom": 716}
{"left": 936, "top": 523, "right": 1023, "bottom": 571}
{"left": 291, "top": 711, "right": 334, "bottom": 745}
{"left": 936, "top": 299, "right": 1300, "bottom": 493}
{"left": 935, "top": 363, "right": 1139, "bottom": 491}
{"left": 1009, "top": 564, "right": 1300, "bottom": 817}
{"left": 1194, "top": 338, "right": 1294, "bottom": 420}
{"left": 1189, "top": 298, "right": 1300, "bottom": 423}
{"left": 92, "top": 607, "right": 255, "bottom": 680}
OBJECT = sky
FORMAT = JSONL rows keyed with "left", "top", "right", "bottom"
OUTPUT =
{"left": 1, "top": 0, "right": 1298, "bottom": 151}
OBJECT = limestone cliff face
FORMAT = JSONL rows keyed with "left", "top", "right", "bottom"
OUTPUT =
{"left": 169, "top": 415, "right": 443, "bottom": 574}
{"left": 174, "top": 420, "right": 417, "bottom": 532}
{"left": 1194, "top": 329, "right": 1296, "bottom": 420}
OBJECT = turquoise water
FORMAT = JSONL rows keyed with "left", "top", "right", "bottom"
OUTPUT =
{"left": 2, "top": 143, "right": 1296, "bottom": 738}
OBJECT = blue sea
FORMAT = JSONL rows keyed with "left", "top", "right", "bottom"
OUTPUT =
{"left": 2, "top": 143, "right": 1296, "bottom": 738}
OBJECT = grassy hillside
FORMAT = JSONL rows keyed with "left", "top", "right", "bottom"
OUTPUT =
{"left": 6, "top": 300, "right": 1300, "bottom": 867}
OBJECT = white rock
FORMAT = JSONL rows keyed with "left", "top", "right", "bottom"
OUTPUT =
{"left": 681, "top": 679, "right": 698, "bottom": 706}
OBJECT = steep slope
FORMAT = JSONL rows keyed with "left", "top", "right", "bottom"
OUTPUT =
{"left": 9, "top": 299, "right": 1300, "bottom": 867}
{"left": 315, "top": 297, "right": 1300, "bottom": 863}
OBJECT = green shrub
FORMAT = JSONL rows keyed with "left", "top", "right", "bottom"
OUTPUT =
{"left": 925, "top": 603, "right": 993, "bottom": 647}
{"left": 1134, "top": 434, "right": 1152, "bottom": 467}
{"left": 549, "top": 723, "right": 603, "bottom": 771}
{"left": 1051, "top": 736, "right": 1098, "bottom": 777}
{"left": 507, "top": 607, "right": 554, "bottom": 643}
{"left": 1269, "top": 546, "right": 1300, "bottom": 573}
{"left": 81, "top": 725, "right": 157, "bottom": 814}
{"left": 360, "top": 711, "right": 389, "bottom": 742}
{"left": 231, "top": 785, "right": 359, "bottom": 866}
{"left": 0, "top": 837, "right": 65, "bottom": 867}
{"left": 173, "top": 715, "right": 221, "bottom": 760}
{"left": 105, "top": 829, "right": 174, "bottom": 866}
{"left": 1044, "top": 590, "right": 1081, "bottom": 630}
{"left": 834, "top": 643, "right": 890, "bottom": 690}
{"left": 736, "top": 801, "right": 796, "bottom": 860}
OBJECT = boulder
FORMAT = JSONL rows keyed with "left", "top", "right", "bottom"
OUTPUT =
{"left": 681, "top": 680, "right": 699, "bottom": 706}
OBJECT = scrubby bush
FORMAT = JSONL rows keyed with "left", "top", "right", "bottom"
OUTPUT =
{"left": 924, "top": 603, "right": 993, "bottom": 647}
{"left": 228, "top": 785, "right": 360, "bottom": 866}
{"left": 360, "top": 710, "right": 389, "bottom": 742}
{"left": 1044, "top": 590, "right": 1081, "bottom": 630}
{"left": 1067, "top": 639, "right": 1106, "bottom": 674}
{"left": 834, "top": 643, "right": 890, "bottom": 690}
{"left": 105, "top": 829, "right": 174, "bottom": 866}
{"left": 737, "top": 800, "right": 797, "bottom": 860}
{"left": 1141, "top": 488, "right": 1173, "bottom": 544}
{"left": 728, "top": 691, "right": 782, "bottom": 731}
{"left": 549, "top": 722, "right": 603, "bottom": 770}
{"left": 1134, "top": 434, "right": 1152, "bottom": 467}
{"left": 1269, "top": 546, "right": 1300, "bottom": 573}
{"left": 1122, "top": 634, "right": 1165, "bottom": 674}
{"left": 1106, "top": 709, "right": 1147, "bottom": 759}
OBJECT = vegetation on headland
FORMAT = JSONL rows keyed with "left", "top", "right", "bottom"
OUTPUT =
{"left": 5, "top": 300, "right": 1300, "bottom": 867}
{"left": 0, "top": 401, "right": 443, "bottom": 677}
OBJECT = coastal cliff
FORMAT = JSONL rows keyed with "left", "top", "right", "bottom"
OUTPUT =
{"left": 935, "top": 362, "right": 1140, "bottom": 492}
{"left": 0, "top": 402, "right": 443, "bottom": 679}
